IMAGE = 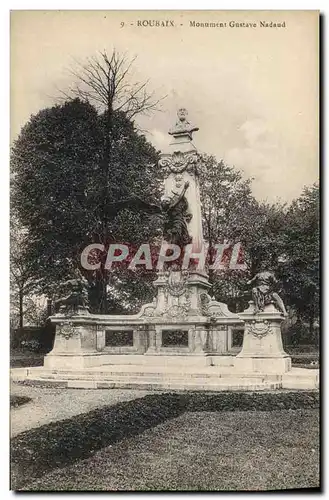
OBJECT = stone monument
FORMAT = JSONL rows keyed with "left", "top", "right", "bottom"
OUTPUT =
{"left": 11, "top": 109, "right": 318, "bottom": 390}
{"left": 234, "top": 270, "right": 291, "bottom": 373}
{"left": 43, "top": 109, "right": 241, "bottom": 370}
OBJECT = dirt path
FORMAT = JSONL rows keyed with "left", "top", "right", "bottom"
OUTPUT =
{"left": 10, "top": 382, "right": 150, "bottom": 436}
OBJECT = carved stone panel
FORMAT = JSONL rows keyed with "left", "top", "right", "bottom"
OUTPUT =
{"left": 247, "top": 320, "right": 272, "bottom": 339}
{"left": 159, "top": 151, "right": 199, "bottom": 176}
{"left": 57, "top": 322, "right": 75, "bottom": 340}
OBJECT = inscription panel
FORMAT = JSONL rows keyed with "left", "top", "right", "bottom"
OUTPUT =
{"left": 162, "top": 329, "right": 189, "bottom": 347}
{"left": 232, "top": 328, "right": 244, "bottom": 348}
{"left": 105, "top": 330, "right": 134, "bottom": 347}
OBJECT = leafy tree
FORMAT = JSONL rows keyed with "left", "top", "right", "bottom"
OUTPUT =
{"left": 10, "top": 216, "right": 40, "bottom": 328}
{"left": 64, "top": 50, "right": 164, "bottom": 309}
{"left": 199, "top": 155, "right": 319, "bottom": 328}
{"left": 11, "top": 98, "right": 160, "bottom": 313}
{"left": 280, "top": 184, "right": 319, "bottom": 337}
{"left": 199, "top": 154, "right": 287, "bottom": 311}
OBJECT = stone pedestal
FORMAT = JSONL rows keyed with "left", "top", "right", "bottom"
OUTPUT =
{"left": 44, "top": 319, "right": 100, "bottom": 369}
{"left": 44, "top": 110, "right": 242, "bottom": 371}
{"left": 234, "top": 301, "right": 291, "bottom": 374}
{"left": 160, "top": 108, "right": 203, "bottom": 252}
{"left": 151, "top": 269, "right": 210, "bottom": 321}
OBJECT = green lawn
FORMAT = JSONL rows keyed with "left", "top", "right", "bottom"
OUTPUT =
{"left": 12, "top": 392, "right": 319, "bottom": 492}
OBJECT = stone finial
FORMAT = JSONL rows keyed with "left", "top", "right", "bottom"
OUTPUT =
{"left": 168, "top": 108, "right": 199, "bottom": 139}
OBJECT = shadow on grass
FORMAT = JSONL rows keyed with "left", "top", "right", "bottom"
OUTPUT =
{"left": 11, "top": 391, "right": 319, "bottom": 490}
{"left": 10, "top": 356, "right": 44, "bottom": 368}
{"left": 10, "top": 395, "right": 32, "bottom": 408}
{"left": 11, "top": 393, "right": 187, "bottom": 490}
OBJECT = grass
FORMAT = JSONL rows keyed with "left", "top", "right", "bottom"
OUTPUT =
{"left": 11, "top": 393, "right": 186, "bottom": 490}
{"left": 286, "top": 345, "right": 319, "bottom": 354}
{"left": 10, "top": 350, "right": 44, "bottom": 368}
{"left": 10, "top": 395, "right": 32, "bottom": 408}
{"left": 11, "top": 391, "right": 320, "bottom": 492}
{"left": 23, "top": 410, "right": 319, "bottom": 492}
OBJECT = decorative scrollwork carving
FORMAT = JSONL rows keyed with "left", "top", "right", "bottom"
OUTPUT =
{"left": 163, "top": 303, "right": 190, "bottom": 319}
{"left": 159, "top": 151, "right": 199, "bottom": 175}
{"left": 58, "top": 322, "right": 75, "bottom": 340}
{"left": 208, "top": 304, "right": 225, "bottom": 318}
{"left": 199, "top": 292, "right": 210, "bottom": 316}
{"left": 158, "top": 287, "right": 191, "bottom": 319}
{"left": 247, "top": 320, "right": 272, "bottom": 339}
{"left": 142, "top": 305, "right": 156, "bottom": 318}
{"left": 165, "top": 270, "right": 189, "bottom": 297}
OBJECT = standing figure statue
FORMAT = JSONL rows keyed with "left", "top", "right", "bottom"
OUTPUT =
{"left": 107, "top": 181, "right": 192, "bottom": 248}
{"left": 160, "top": 181, "right": 192, "bottom": 246}
{"left": 247, "top": 270, "right": 288, "bottom": 317}
{"left": 55, "top": 267, "right": 90, "bottom": 315}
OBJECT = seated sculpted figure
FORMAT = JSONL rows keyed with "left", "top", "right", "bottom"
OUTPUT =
{"left": 247, "top": 269, "right": 288, "bottom": 317}
{"left": 55, "top": 268, "right": 89, "bottom": 315}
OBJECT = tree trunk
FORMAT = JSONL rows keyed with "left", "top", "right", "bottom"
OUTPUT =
{"left": 89, "top": 272, "right": 108, "bottom": 314}
{"left": 100, "top": 278, "right": 108, "bottom": 314}
{"left": 19, "top": 289, "right": 24, "bottom": 329}
{"left": 309, "top": 303, "right": 315, "bottom": 343}
{"left": 46, "top": 298, "right": 52, "bottom": 317}
{"left": 98, "top": 106, "right": 113, "bottom": 314}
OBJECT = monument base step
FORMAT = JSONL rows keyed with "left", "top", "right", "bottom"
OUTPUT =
{"left": 11, "top": 365, "right": 319, "bottom": 391}
{"left": 43, "top": 353, "right": 236, "bottom": 370}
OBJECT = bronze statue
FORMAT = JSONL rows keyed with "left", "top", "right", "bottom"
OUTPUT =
{"left": 55, "top": 268, "right": 89, "bottom": 315}
{"left": 247, "top": 270, "right": 288, "bottom": 317}
{"left": 108, "top": 181, "right": 192, "bottom": 247}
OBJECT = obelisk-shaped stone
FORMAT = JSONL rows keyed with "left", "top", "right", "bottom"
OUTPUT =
{"left": 159, "top": 108, "right": 204, "bottom": 254}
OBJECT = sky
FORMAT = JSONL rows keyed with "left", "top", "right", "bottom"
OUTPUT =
{"left": 10, "top": 10, "right": 319, "bottom": 203}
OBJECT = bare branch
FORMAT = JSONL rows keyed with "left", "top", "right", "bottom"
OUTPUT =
{"left": 64, "top": 49, "right": 166, "bottom": 117}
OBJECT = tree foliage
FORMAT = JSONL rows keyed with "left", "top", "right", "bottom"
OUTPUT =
{"left": 11, "top": 51, "right": 319, "bottom": 329}
{"left": 199, "top": 154, "right": 289, "bottom": 311}
{"left": 10, "top": 216, "right": 41, "bottom": 328}
{"left": 63, "top": 49, "right": 164, "bottom": 311}
{"left": 11, "top": 98, "right": 160, "bottom": 313}
{"left": 280, "top": 184, "right": 320, "bottom": 332}
{"left": 199, "top": 155, "right": 319, "bottom": 329}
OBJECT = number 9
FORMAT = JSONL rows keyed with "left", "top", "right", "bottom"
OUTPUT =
{"left": 120, "top": 22, "right": 124, "bottom": 28}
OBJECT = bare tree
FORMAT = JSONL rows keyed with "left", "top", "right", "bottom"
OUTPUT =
{"left": 62, "top": 50, "right": 164, "bottom": 313}
{"left": 65, "top": 49, "right": 164, "bottom": 175}
{"left": 65, "top": 49, "right": 163, "bottom": 118}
